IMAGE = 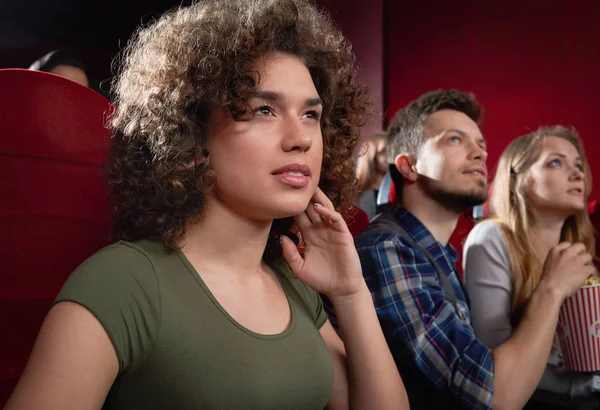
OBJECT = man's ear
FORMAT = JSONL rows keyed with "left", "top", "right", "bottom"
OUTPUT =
{"left": 394, "top": 154, "right": 418, "bottom": 182}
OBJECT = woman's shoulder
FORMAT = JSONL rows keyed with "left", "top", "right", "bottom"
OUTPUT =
{"left": 61, "top": 238, "right": 166, "bottom": 299}
{"left": 78, "top": 238, "right": 164, "bottom": 271}
{"left": 466, "top": 220, "right": 508, "bottom": 247}
{"left": 56, "top": 238, "right": 165, "bottom": 374}
{"left": 463, "top": 220, "right": 512, "bottom": 273}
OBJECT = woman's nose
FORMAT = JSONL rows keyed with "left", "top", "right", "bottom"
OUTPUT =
{"left": 281, "top": 118, "right": 313, "bottom": 152}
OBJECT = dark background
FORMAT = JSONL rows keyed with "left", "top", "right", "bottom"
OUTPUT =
{"left": 2, "top": 0, "right": 599, "bottom": 198}
{"left": 0, "top": 0, "right": 384, "bottom": 134}
{"left": 2, "top": 1, "right": 600, "bottom": 403}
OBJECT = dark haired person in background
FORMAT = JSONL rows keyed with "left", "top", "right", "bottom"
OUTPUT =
{"left": 29, "top": 49, "right": 88, "bottom": 87}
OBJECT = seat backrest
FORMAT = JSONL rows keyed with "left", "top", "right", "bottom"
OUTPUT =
{"left": 0, "top": 69, "right": 113, "bottom": 405}
{"left": 376, "top": 171, "right": 393, "bottom": 207}
{"left": 346, "top": 205, "right": 370, "bottom": 237}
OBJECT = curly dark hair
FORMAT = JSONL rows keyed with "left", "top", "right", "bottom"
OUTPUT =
{"left": 108, "top": 0, "right": 368, "bottom": 257}
{"left": 386, "top": 89, "right": 483, "bottom": 190}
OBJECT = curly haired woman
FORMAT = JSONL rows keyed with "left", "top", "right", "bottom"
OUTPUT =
{"left": 6, "top": 1, "right": 408, "bottom": 409}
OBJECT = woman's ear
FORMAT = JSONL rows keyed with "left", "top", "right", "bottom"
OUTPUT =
{"left": 394, "top": 154, "right": 417, "bottom": 183}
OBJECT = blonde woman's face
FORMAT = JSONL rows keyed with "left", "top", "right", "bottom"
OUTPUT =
{"left": 523, "top": 136, "right": 586, "bottom": 216}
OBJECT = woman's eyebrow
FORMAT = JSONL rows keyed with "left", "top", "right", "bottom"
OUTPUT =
{"left": 547, "top": 153, "right": 582, "bottom": 161}
{"left": 252, "top": 91, "right": 323, "bottom": 107}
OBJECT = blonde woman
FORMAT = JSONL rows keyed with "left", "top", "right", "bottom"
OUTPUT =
{"left": 463, "top": 126, "right": 598, "bottom": 409}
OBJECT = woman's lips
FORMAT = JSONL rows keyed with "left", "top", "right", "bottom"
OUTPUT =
{"left": 272, "top": 163, "right": 311, "bottom": 188}
{"left": 272, "top": 172, "right": 310, "bottom": 187}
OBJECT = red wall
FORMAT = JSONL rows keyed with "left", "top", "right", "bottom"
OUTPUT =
{"left": 317, "top": 0, "right": 385, "bottom": 136}
{"left": 387, "top": 0, "right": 600, "bottom": 201}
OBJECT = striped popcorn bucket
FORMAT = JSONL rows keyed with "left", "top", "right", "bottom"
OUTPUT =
{"left": 557, "top": 284, "right": 600, "bottom": 372}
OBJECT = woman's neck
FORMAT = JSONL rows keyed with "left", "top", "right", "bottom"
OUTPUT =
{"left": 530, "top": 212, "right": 567, "bottom": 262}
{"left": 179, "top": 198, "right": 273, "bottom": 278}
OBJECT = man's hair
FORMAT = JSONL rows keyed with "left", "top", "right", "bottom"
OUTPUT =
{"left": 29, "top": 49, "right": 86, "bottom": 73}
{"left": 108, "top": 0, "right": 368, "bottom": 255}
{"left": 385, "top": 89, "right": 482, "bottom": 188}
{"left": 386, "top": 89, "right": 482, "bottom": 162}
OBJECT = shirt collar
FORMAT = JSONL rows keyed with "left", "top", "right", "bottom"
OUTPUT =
{"left": 391, "top": 205, "right": 458, "bottom": 264}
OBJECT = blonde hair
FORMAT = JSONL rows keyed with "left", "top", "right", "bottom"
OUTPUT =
{"left": 488, "top": 125, "right": 595, "bottom": 326}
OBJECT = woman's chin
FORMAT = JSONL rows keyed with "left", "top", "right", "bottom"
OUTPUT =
{"left": 267, "top": 200, "right": 312, "bottom": 220}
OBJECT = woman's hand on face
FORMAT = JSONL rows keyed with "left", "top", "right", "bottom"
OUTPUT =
{"left": 280, "top": 187, "right": 366, "bottom": 299}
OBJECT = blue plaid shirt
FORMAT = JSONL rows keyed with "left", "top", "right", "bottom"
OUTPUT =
{"left": 356, "top": 206, "right": 494, "bottom": 409}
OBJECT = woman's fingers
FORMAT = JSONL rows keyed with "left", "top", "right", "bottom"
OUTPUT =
{"left": 312, "top": 203, "right": 349, "bottom": 233}
{"left": 311, "top": 187, "right": 334, "bottom": 210}
{"left": 305, "top": 202, "right": 324, "bottom": 224}
{"left": 280, "top": 235, "right": 304, "bottom": 276}
{"left": 296, "top": 187, "right": 342, "bottom": 231}
{"left": 294, "top": 208, "right": 312, "bottom": 231}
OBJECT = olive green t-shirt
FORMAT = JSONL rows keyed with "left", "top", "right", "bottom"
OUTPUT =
{"left": 54, "top": 239, "right": 333, "bottom": 409}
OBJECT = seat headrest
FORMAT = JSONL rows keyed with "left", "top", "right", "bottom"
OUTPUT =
{"left": 0, "top": 68, "right": 112, "bottom": 166}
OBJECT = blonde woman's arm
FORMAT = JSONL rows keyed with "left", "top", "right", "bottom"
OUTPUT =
{"left": 488, "top": 242, "right": 595, "bottom": 409}
{"left": 465, "top": 221, "right": 598, "bottom": 402}
{"left": 463, "top": 221, "right": 513, "bottom": 348}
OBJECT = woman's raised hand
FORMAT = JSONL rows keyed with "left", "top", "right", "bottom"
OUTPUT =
{"left": 280, "top": 187, "right": 366, "bottom": 298}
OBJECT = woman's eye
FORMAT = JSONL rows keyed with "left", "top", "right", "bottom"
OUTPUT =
{"left": 448, "top": 136, "right": 461, "bottom": 143}
{"left": 576, "top": 163, "right": 584, "bottom": 171}
{"left": 303, "top": 110, "right": 321, "bottom": 120}
{"left": 254, "top": 105, "right": 274, "bottom": 116}
{"left": 548, "top": 159, "right": 560, "bottom": 167}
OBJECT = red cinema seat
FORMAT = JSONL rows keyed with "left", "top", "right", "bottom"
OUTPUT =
{"left": 0, "top": 69, "right": 113, "bottom": 405}
{"left": 346, "top": 205, "right": 370, "bottom": 237}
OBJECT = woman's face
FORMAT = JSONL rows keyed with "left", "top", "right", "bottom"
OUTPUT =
{"left": 521, "top": 136, "right": 586, "bottom": 217}
{"left": 206, "top": 52, "right": 323, "bottom": 221}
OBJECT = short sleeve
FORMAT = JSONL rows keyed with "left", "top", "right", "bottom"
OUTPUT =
{"left": 52, "top": 242, "right": 161, "bottom": 374}
{"left": 463, "top": 221, "right": 513, "bottom": 348}
{"left": 269, "top": 259, "right": 327, "bottom": 329}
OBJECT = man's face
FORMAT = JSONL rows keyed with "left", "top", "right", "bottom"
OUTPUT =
{"left": 415, "top": 109, "right": 488, "bottom": 212}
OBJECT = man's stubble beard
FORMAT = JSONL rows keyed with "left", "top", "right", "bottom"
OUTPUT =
{"left": 418, "top": 176, "right": 488, "bottom": 214}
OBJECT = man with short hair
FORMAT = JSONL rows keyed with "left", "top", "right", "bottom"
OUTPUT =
{"left": 355, "top": 90, "right": 595, "bottom": 409}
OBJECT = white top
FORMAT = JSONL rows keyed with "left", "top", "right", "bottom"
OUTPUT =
{"left": 463, "top": 221, "right": 595, "bottom": 401}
